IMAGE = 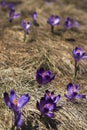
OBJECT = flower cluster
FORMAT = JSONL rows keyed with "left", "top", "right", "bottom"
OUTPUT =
{"left": 0, "top": 2, "right": 21, "bottom": 22}
{"left": 9, "top": 6, "right": 21, "bottom": 23}
{"left": 1, "top": 1, "right": 87, "bottom": 130}
{"left": 0, "top": 1, "right": 79, "bottom": 41}
{"left": 4, "top": 81, "right": 86, "bottom": 129}
{"left": 37, "top": 90, "right": 60, "bottom": 117}
{"left": 64, "top": 17, "right": 79, "bottom": 30}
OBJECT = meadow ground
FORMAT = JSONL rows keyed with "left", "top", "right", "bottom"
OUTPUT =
{"left": 0, "top": 0, "right": 87, "bottom": 130}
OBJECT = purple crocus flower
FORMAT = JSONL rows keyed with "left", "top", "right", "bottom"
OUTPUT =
{"left": 44, "top": 90, "right": 61, "bottom": 105}
{"left": 47, "top": 15, "right": 60, "bottom": 32}
{"left": 72, "top": 47, "right": 87, "bottom": 62}
{"left": 0, "top": 1, "right": 6, "bottom": 7}
{"left": 31, "top": 12, "right": 37, "bottom": 22}
{"left": 9, "top": 8, "right": 21, "bottom": 22}
{"left": 72, "top": 47, "right": 87, "bottom": 78}
{"left": 64, "top": 17, "right": 79, "bottom": 30}
{"left": 7, "top": 3, "right": 15, "bottom": 10}
{"left": 4, "top": 90, "right": 30, "bottom": 129}
{"left": 31, "top": 11, "right": 39, "bottom": 26}
{"left": 21, "top": 20, "right": 32, "bottom": 41}
{"left": 37, "top": 96, "right": 56, "bottom": 118}
{"left": 64, "top": 82, "right": 86, "bottom": 100}
{"left": 36, "top": 68, "right": 55, "bottom": 85}
{"left": 21, "top": 20, "right": 32, "bottom": 34}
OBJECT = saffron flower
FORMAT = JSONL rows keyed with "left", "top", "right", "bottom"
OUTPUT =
{"left": 9, "top": 7, "right": 21, "bottom": 22}
{"left": 37, "top": 96, "right": 56, "bottom": 118}
{"left": 4, "top": 90, "right": 30, "bottom": 129}
{"left": 47, "top": 15, "right": 60, "bottom": 32}
{"left": 31, "top": 11, "right": 39, "bottom": 26}
{"left": 31, "top": 11, "right": 37, "bottom": 21}
{"left": 72, "top": 47, "right": 87, "bottom": 78}
{"left": 20, "top": 20, "right": 32, "bottom": 41}
{"left": 44, "top": 90, "right": 61, "bottom": 105}
{"left": 65, "top": 83, "right": 86, "bottom": 100}
{"left": 36, "top": 68, "right": 55, "bottom": 85}
{"left": 0, "top": 1, "right": 6, "bottom": 7}
{"left": 64, "top": 17, "right": 79, "bottom": 30}
{"left": 72, "top": 47, "right": 87, "bottom": 61}
{"left": 37, "top": 90, "right": 61, "bottom": 117}
{"left": 7, "top": 3, "right": 15, "bottom": 10}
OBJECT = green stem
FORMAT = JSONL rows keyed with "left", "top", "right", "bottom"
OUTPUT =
{"left": 23, "top": 33, "right": 26, "bottom": 42}
{"left": 74, "top": 61, "right": 77, "bottom": 79}
{"left": 51, "top": 26, "right": 54, "bottom": 33}
{"left": 74, "top": 61, "right": 79, "bottom": 79}
{"left": 11, "top": 125, "right": 15, "bottom": 130}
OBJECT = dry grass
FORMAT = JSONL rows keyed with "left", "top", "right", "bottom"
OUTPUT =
{"left": 0, "top": 0, "right": 87, "bottom": 130}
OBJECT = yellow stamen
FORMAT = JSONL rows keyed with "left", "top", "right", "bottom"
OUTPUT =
{"left": 44, "top": 103, "right": 52, "bottom": 108}
{"left": 77, "top": 50, "right": 81, "bottom": 53}
{"left": 47, "top": 104, "right": 52, "bottom": 108}
{"left": 13, "top": 99, "right": 18, "bottom": 105}
{"left": 48, "top": 92, "right": 52, "bottom": 97}
{"left": 42, "top": 72, "right": 46, "bottom": 77}
{"left": 72, "top": 86, "right": 74, "bottom": 93}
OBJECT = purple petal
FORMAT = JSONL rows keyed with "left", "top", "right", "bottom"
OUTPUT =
{"left": 67, "top": 82, "right": 73, "bottom": 95}
{"left": 64, "top": 17, "right": 73, "bottom": 29}
{"left": 7, "top": 3, "right": 15, "bottom": 11}
{"left": 42, "top": 73, "right": 55, "bottom": 84}
{"left": 31, "top": 12, "right": 37, "bottom": 21}
{"left": 39, "top": 97, "right": 46, "bottom": 108}
{"left": 36, "top": 74, "right": 43, "bottom": 84}
{"left": 20, "top": 20, "right": 31, "bottom": 33}
{"left": 74, "top": 21, "right": 79, "bottom": 28}
{"left": 82, "top": 56, "right": 87, "bottom": 59}
{"left": 44, "top": 90, "right": 54, "bottom": 100}
{"left": 74, "top": 84, "right": 78, "bottom": 93}
{"left": 21, "top": 20, "right": 26, "bottom": 28}
{"left": 45, "top": 103, "right": 55, "bottom": 111}
{"left": 13, "top": 13, "right": 21, "bottom": 19}
{"left": 75, "top": 94, "right": 86, "bottom": 99}
{"left": 54, "top": 95, "right": 61, "bottom": 103}
{"left": 36, "top": 101, "right": 40, "bottom": 111}
{"left": 10, "top": 90, "right": 16, "bottom": 103}
{"left": 26, "top": 22, "right": 32, "bottom": 30}
{"left": 14, "top": 111, "right": 22, "bottom": 129}
{"left": 47, "top": 15, "right": 60, "bottom": 26}
{"left": 64, "top": 94, "right": 73, "bottom": 99}
{"left": 18, "top": 94, "right": 30, "bottom": 108}
{"left": 4, "top": 92, "right": 11, "bottom": 108}
{"left": 0, "top": 2, "right": 6, "bottom": 7}
{"left": 37, "top": 68, "right": 45, "bottom": 74}
{"left": 53, "top": 16, "right": 60, "bottom": 25}
{"left": 49, "top": 74, "right": 55, "bottom": 81}
{"left": 46, "top": 112, "right": 54, "bottom": 118}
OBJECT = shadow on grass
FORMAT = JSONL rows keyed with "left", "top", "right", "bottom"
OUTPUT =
{"left": 52, "top": 29, "right": 65, "bottom": 36}
{"left": 21, "top": 112, "right": 39, "bottom": 130}
{"left": 40, "top": 116, "right": 61, "bottom": 130}
{"left": 65, "top": 38, "right": 76, "bottom": 43}
{"left": 22, "top": 109, "right": 61, "bottom": 130}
